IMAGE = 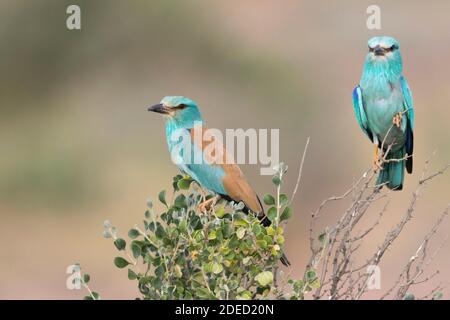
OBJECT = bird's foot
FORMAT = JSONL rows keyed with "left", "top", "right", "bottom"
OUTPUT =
{"left": 198, "top": 196, "right": 218, "bottom": 213}
{"left": 392, "top": 112, "right": 403, "bottom": 128}
{"left": 373, "top": 157, "right": 383, "bottom": 172}
{"left": 373, "top": 145, "right": 382, "bottom": 172}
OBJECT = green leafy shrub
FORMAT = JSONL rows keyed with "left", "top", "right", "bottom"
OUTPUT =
{"left": 75, "top": 163, "right": 321, "bottom": 300}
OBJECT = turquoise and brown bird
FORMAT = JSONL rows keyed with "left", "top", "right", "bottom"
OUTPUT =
{"left": 148, "top": 96, "right": 290, "bottom": 266}
{"left": 353, "top": 36, "right": 414, "bottom": 190}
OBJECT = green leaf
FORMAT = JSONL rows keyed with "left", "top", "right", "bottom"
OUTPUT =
{"left": 195, "top": 287, "right": 211, "bottom": 299}
{"left": 252, "top": 224, "right": 262, "bottom": 235}
{"left": 234, "top": 220, "right": 249, "bottom": 228}
{"left": 292, "top": 279, "right": 304, "bottom": 292}
{"left": 131, "top": 242, "right": 142, "bottom": 258}
{"left": 128, "top": 228, "right": 140, "bottom": 239}
{"left": 276, "top": 235, "right": 285, "bottom": 245}
{"left": 215, "top": 207, "right": 225, "bottom": 218}
{"left": 114, "top": 257, "right": 130, "bottom": 269}
{"left": 174, "top": 194, "right": 187, "bottom": 209}
{"left": 263, "top": 235, "right": 272, "bottom": 244}
{"left": 255, "top": 271, "right": 273, "bottom": 287}
{"left": 280, "top": 206, "right": 293, "bottom": 222}
{"left": 109, "top": 227, "right": 118, "bottom": 238}
{"left": 102, "top": 230, "right": 111, "bottom": 239}
{"left": 155, "top": 265, "right": 165, "bottom": 278}
{"left": 144, "top": 210, "right": 152, "bottom": 219}
{"left": 310, "top": 278, "right": 321, "bottom": 289}
{"left": 263, "top": 194, "right": 275, "bottom": 206}
{"left": 114, "top": 238, "right": 126, "bottom": 251}
{"left": 83, "top": 274, "right": 90, "bottom": 284}
{"left": 403, "top": 293, "right": 415, "bottom": 300}
{"left": 266, "top": 226, "right": 275, "bottom": 236}
{"left": 318, "top": 232, "right": 327, "bottom": 245}
{"left": 177, "top": 178, "right": 192, "bottom": 190}
{"left": 272, "top": 175, "right": 281, "bottom": 186}
{"left": 433, "top": 292, "right": 443, "bottom": 300}
{"left": 271, "top": 244, "right": 280, "bottom": 256}
{"left": 128, "top": 269, "right": 138, "bottom": 280}
{"left": 222, "top": 223, "right": 233, "bottom": 239}
{"left": 234, "top": 202, "right": 245, "bottom": 211}
{"left": 203, "top": 262, "right": 213, "bottom": 273}
{"left": 267, "top": 207, "right": 277, "bottom": 222}
{"left": 91, "top": 292, "right": 100, "bottom": 300}
{"left": 179, "top": 219, "right": 188, "bottom": 234}
{"left": 237, "top": 291, "right": 252, "bottom": 300}
{"left": 158, "top": 190, "right": 167, "bottom": 207}
{"left": 103, "top": 220, "right": 112, "bottom": 228}
{"left": 146, "top": 199, "right": 153, "bottom": 209}
{"left": 306, "top": 270, "right": 317, "bottom": 282}
{"left": 279, "top": 193, "right": 288, "bottom": 206}
{"left": 174, "top": 264, "right": 183, "bottom": 278}
{"left": 212, "top": 262, "right": 223, "bottom": 274}
{"left": 83, "top": 291, "right": 100, "bottom": 300}
{"left": 236, "top": 227, "right": 246, "bottom": 239}
{"left": 256, "top": 240, "right": 267, "bottom": 249}
{"left": 208, "top": 230, "right": 217, "bottom": 240}
{"left": 273, "top": 162, "right": 288, "bottom": 174}
{"left": 155, "top": 224, "right": 166, "bottom": 239}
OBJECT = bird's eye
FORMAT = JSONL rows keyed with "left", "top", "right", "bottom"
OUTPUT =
{"left": 388, "top": 45, "right": 397, "bottom": 51}
{"left": 173, "top": 104, "right": 188, "bottom": 110}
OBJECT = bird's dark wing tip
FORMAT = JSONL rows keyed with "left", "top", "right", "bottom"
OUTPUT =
{"left": 280, "top": 253, "right": 291, "bottom": 267}
{"left": 406, "top": 156, "right": 413, "bottom": 174}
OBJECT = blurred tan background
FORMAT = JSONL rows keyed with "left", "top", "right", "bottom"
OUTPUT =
{"left": 1, "top": 0, "right": 449, "bottom": 299}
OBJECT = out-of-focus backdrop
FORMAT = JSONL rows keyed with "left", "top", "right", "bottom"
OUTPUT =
{"left": 1, "top": 0, "right": 449, "bottom": 299}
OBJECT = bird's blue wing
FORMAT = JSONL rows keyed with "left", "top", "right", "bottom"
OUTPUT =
{"left": 352, "top": 86, "right": 372, "bottom": 141}
{"left": 184, "top": 152, "right": 227, "bottom": 195}
{"left": 400, "top": 76, "right": 414, "bottom": 173}
{"left": 169, "top": 128, "right": 227, "bottom": 195}
{"left": 400, "top": 76, "right": 414, "bottom": 129}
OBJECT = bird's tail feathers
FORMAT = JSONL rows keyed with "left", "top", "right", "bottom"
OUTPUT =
{"left": 376, "top": 148, "right": 405, "bottom": 190}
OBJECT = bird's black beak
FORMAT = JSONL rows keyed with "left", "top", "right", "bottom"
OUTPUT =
{"left": 373, "top": 45, "right": 386, "bottom": 56}
{"left": 148, "top": 103, "right": 171, "bottom": 114}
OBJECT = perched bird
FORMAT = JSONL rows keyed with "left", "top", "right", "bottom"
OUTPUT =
{"left": 353, "top": 36, "right": 414, "bottom": 190}
{"left": 148, "top": 96, "right": 290, "bottom": 266}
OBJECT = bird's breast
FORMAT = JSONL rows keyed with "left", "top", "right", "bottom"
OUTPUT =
{"left": 363, "top": 85, "right": 405, "bottom": 146}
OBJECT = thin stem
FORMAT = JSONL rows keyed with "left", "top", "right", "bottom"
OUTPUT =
{"left": 289, "top": 137, "right": 310, "bottom": 206}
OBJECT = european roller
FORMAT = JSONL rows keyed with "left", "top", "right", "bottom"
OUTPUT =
{"left": 148, "top": 96, "right": 290, "bottom": 266}
{"left": 353, "top": 36, "right": 414, "bottom": 190}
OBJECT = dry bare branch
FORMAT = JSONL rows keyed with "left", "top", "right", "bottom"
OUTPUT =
{"left": 304, "top": 152, "right": 450, "bottom": 300}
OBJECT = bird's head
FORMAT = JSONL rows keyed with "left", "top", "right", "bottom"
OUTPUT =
{"left": 148, "top": 96, "right": 203, "bottom": 128}
{"left": 366, "top": 36, "right": 402, "bottom": 67}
